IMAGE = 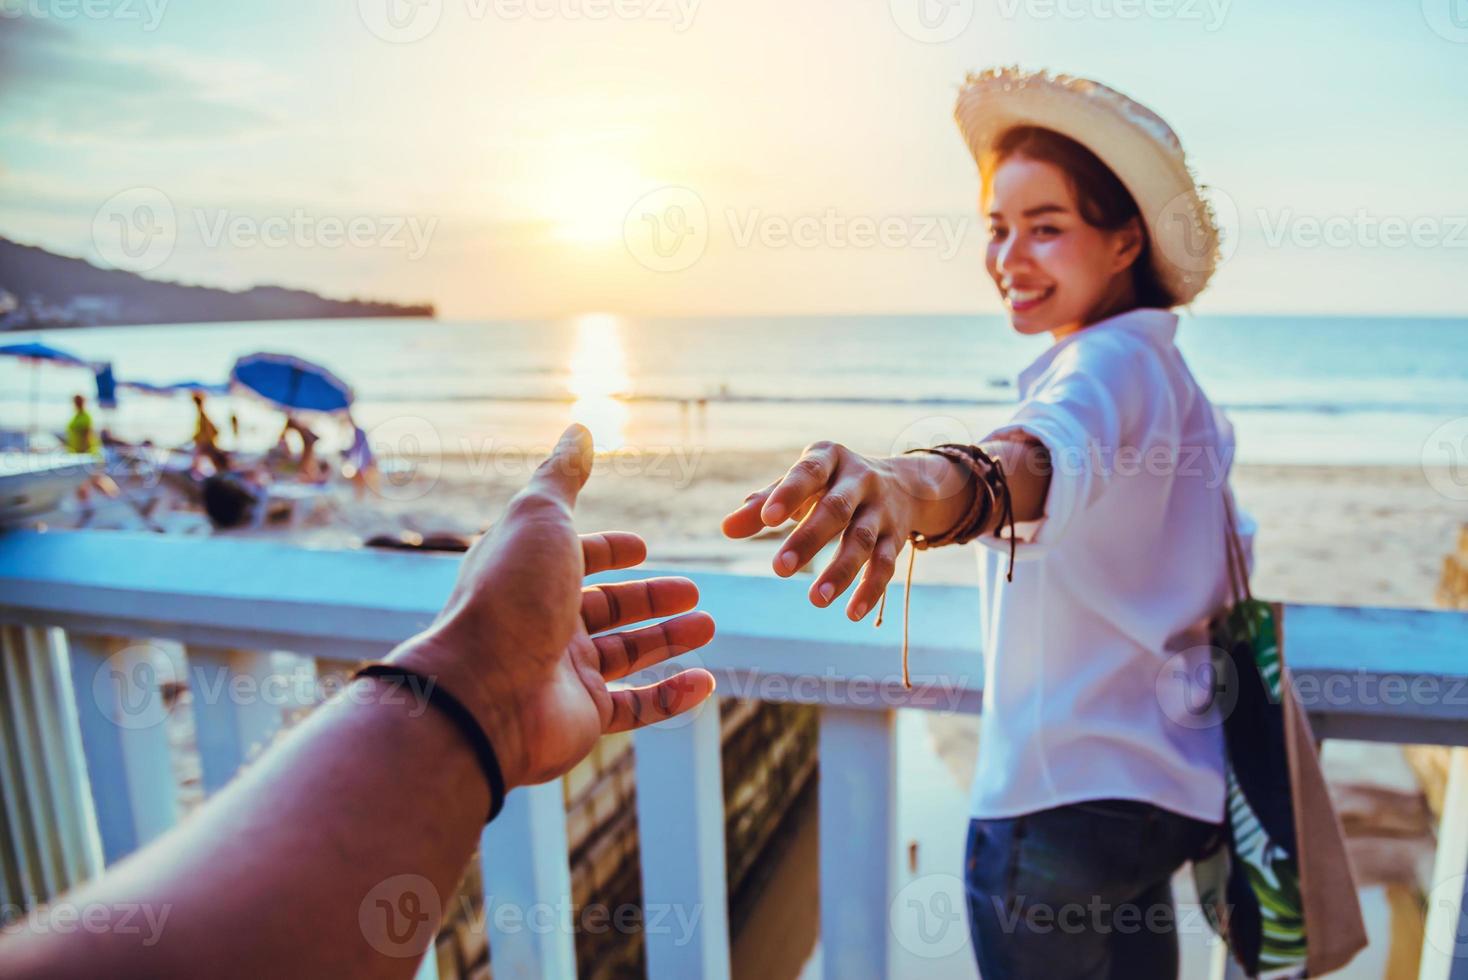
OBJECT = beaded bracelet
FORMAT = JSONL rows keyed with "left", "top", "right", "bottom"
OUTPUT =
{"left": 874, "top": 443, "right": 1019, "bottom": 688}
{"left": 352, "top": 663, "right": 508, "bottom": 824}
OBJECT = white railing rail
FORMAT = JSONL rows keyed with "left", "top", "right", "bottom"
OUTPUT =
{"left": 2, "top": 530, "right": 1466, "bottom": 979}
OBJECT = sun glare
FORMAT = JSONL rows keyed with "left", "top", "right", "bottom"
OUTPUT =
{"left": 541, "top": 156, "right": 648, "bottom": 247}
{"left": 568, "top": 312, "right": 631, "bottom": 449}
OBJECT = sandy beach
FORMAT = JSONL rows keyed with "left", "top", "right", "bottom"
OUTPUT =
{"left": 71, "top": 454, "right": 1464, "bottom": 611}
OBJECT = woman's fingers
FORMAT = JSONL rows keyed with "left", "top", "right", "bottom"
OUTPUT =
{"left": 593, "top": 611, "right": 716, "bottom": 682}
{"left": 772, "top": 478, "right": 863, "bottom": 577}
{"left": 721, "top": 481, "right": 778, "bottom": 539}
{"left": 808, "top": 506, "right": 882, "bottom": 607}
{"left": 846, "top": 534, "right": 903, "bottom": 621}
{"left": 581, "top": 577, "right": 699, "bottom": 634}
{"left": 580, "top": 532, "right": 646, "bottom": 575}
{"left": 760, "top": 444, "right": 839, "bottom": 526}
{"left": 605, "top": 669, "right": 717, "bottom": 734}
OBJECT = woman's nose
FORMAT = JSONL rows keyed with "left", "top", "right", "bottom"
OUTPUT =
{"left": 994, "top": 234, "right": 1030, "bottom": 276}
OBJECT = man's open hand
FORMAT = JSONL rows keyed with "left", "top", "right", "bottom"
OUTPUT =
{"left": 393, "top": 424, "right": 716, "bottom": 789}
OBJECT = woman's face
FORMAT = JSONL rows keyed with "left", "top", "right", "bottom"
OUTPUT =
{"left": 983, "top": 155, "right": 1142, "bottom": 339}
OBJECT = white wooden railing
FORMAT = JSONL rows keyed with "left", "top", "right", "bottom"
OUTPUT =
{"left": 1, "top": 529, "right": 1466, "bottom": 979}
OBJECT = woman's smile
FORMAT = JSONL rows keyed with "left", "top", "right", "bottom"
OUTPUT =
{"left": 1002, "top": 283, "right": 1056, "bottom": 312}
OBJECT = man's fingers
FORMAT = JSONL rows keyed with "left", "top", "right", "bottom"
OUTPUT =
{"left": 523, "top": 424, "right": 594, "bottom": 510}
{"left": 580, "top": 532, "right": 646, "bottom": 575}
{"left": 605, "top": 669, "right": 716, "bottom": 734}
{"left": 808, "top": 507, "right": 882, "bottom": 607}
{"left": 721, "top": 481, "right": 778, "bottom": 539}
{"left": 847, "top": 534, "right": 903, "bottom": 622}
{"left": 593, "top": 611, "right": 716, "bottom": 682}
{"left": 761, "top": 446, "right": 837, "bottom": 527}
{"left": 581, "top": 577, "right": 699, "bottom": 634}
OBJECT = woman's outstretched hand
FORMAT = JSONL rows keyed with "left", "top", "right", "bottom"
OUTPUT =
{"left": 721, "top": 441, "right": 973, "bottom": 622}
{"left": 394, "top": 424, "right": 717, "bottom": 790}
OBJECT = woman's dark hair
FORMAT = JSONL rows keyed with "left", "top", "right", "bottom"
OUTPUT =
{"left": 987, "top": 125, "right": 1176, "bottom": 310}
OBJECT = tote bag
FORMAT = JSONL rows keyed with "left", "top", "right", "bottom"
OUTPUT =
{"left": 1192, "top": 492, "right": 1367, "bottom": 976}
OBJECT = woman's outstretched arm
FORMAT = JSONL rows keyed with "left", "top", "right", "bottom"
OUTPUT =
{"left": 722, "top": 436, "right": 1052, "bottom": 620}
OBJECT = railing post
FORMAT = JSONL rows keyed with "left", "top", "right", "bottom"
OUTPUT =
{"left": 25, "top": 626, "right": 104, "bottom": 888}
{"left": 634, "top": 700, "right": 732, "bottom": 980}
{"left": 819, "top": 706, "right": 897, "bottom": 980}
{"left": 64, "top": 633, "right": 180, "bottom": 866}
{"left": 479, "top": 781, "right": 576, "bottom": 979}
{"left": 185, "top": 645, "right": 296, "bottom": 795}
{"left": 1209, "top": 939, "right": 1249, "bottom": 979}
{"left": 1421, "top": 746, "right": 1468, "bottom": 980}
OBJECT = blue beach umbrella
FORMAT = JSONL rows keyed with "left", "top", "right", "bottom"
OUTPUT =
{"left": 121, "top": 379, "right": 230, "bottom": 397}
{"left": 229, "top": 352, "right": 354, "bottom": 414}
{"left": 0, "top": 341, "right": 89, "bottom": 437}
{"left": 0, "top": 342, "right": 86, "bottom": 365}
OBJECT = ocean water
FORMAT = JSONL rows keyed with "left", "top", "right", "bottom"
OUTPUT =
{"left": 3, "top": 312, "right": 1466, "bottom": 466}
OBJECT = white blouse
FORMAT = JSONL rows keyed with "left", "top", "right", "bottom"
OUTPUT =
{"left": 969, "top": 306, "right": 1255, "bottom": 824}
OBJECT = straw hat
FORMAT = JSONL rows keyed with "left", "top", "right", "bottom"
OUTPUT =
{"left": 955, "top": 66, "right": 1220, "bottom": 306}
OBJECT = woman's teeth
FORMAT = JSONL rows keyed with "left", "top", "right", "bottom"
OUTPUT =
{"left": 1006, "top": 286, "right": 1053, "bottom": 309}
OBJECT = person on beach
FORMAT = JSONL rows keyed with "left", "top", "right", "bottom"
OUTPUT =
{"left": 189, "top": 391, "right": 228, "bottom": 475}
{"left": 65, "top": 393, "right": 100, "bottom": 513}
{"left": 723, "top": 67, "right": 1252, "bottom": 978}
{"left": 343, "top": 411, "right": 379, "bottom": 499}
{"left": 0, "top": 425, "right": 717, "bottom": 980}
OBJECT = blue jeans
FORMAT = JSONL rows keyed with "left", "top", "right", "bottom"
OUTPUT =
{"left": 963, "top": 799, "right": 1219, "bottom": 979}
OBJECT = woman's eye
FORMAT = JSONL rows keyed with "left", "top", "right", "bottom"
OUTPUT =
{"left": 988, "top": 226, "right": 1007, "bottom": 241}
{"left": 1033, "top": 225, "right": 1060, "bottom": 237}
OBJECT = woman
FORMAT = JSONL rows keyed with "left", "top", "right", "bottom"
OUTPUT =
{"left": 722, "top": 67, "right": 1253, "bottom": 977}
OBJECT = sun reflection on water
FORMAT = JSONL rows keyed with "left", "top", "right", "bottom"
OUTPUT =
{"left": 568, "top": 313, "right": 630, "bottom": 450}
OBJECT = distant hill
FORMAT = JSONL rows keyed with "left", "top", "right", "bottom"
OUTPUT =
{"left": 0, "top": 237, "right": 435, "bottom": 329}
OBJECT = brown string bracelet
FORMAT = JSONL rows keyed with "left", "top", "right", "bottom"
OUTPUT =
{"left": 874, "top": 444, "right": 1018, "bottom": 688}
{"left": 352, "top": 662, "right": 507, "bottom": 824}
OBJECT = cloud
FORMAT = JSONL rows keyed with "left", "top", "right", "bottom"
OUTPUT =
{"left": 0, "top": 15, "right": 281, "bottom": 146}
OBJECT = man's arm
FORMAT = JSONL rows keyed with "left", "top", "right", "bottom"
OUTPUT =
{"left": 0, "top": 424, "right": 716, "bottom": 980}
{"left": 0, "top": 676, "right": 493, "bottom": 979}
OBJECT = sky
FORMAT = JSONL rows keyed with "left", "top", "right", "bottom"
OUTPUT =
{"left": 1, "top": 0, "right": 1465, "bottom": 318}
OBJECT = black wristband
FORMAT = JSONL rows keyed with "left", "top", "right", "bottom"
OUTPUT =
{"left": 351, "top": 663, "right": 507, "bottom": 824}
